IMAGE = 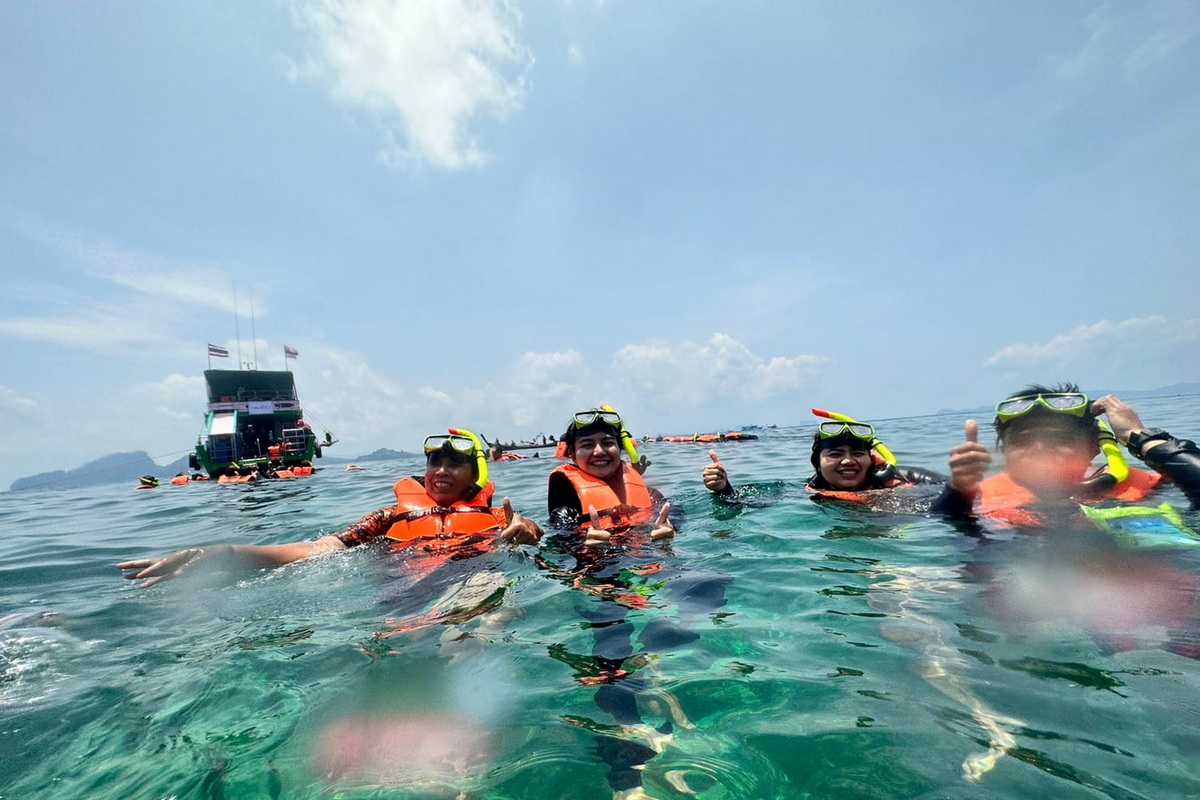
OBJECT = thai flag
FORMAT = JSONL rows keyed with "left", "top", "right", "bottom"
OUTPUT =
{"left": 207, "top": 343, "right": 230, "bottom": 358}
{"left": 284, "top": 345, "right": 299, "bottom": 360}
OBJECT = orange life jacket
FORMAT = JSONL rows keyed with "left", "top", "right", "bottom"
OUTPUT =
{"left": 805, "top": 466, "right": 911, "bottom": 504}
{"left": 384, "top": 477, "right": 507, "bottom": 546}
{"left": 977, "top": 467, "right": 1162, "bottom": 528}
{"left": 550, "top": 463, "right": 655, "bottom": 531}
{"left": 170, "top": 475, "right": 189, "bottom": 485}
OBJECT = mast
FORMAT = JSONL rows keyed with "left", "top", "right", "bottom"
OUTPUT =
{"left": 233, "top": 284, "right": 243, "bottom": 370}
{"left": 250, "top": 295, "right": 258, "bottom": 371}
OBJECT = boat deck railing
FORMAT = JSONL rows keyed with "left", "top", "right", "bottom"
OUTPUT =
{"left": 208, "top": 399, "right": 303, "bottom": 413}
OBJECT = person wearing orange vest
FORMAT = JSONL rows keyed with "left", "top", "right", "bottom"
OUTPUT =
{"left": 702, "top": 417, "right": 945, "bottom": 510}
{"left": 935, "top": 383, "right": 1200, "bottom": 528}
{"left": 118, "top": 428, "right": 542, "bottom": 587}
{"left": 547, "top": 408, "right": 674, "bottom": 544}
{"left": 545, "top": 408, "right": 721, "bottom": 799}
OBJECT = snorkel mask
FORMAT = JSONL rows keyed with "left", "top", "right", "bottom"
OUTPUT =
{"left": 811, "top": 409, "right": 897, "bottom": 467}
{"left": 423, "top": 428, "right": 489, "bottom": 491}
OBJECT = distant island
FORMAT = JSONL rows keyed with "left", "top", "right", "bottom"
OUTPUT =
{"left": 7, "top": 447, "right": 417, "bottom": 493}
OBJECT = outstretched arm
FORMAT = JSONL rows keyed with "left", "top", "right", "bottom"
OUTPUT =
{"left": 117, "top": 536, "right": 347, "bottom": 588}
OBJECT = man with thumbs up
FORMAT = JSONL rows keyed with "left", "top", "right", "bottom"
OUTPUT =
{"left": 935, "top": 383, "right": 1200, "bottom": 527}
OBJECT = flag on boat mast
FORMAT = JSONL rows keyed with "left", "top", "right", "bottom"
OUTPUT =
{"left": 284, "top": 345, "right": 299, "bottom": 360}
{"left": 207, "top": 343, "right": 230, "bottom": 368}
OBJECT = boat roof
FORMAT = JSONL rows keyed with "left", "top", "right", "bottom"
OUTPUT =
{"left": 204, "top": 369, "right": 298, "bottom": 403}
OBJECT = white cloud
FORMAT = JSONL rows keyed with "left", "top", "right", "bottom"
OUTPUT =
{"left": 0, "top": 303, "right": 155, "bottom": 350}
{"left": 289, "top": 0, "right": 533, "bottom": 170}
{"left": 1050, "top": 1, "right": 1199, "bottom": 87}
{"left": 984, "top": 316, "right": 1200, "bottom": 373}
{"left": 567, "top": 45, "right": 584, "bottom": 66}
{"left": 279, "top": 334, "right": 825, "bottom": 456}
{"left": 612, "top": 333, "right": 827, "bottom": 411}
{"left": 0, "top": 385, "right": 38, "bottom": 418}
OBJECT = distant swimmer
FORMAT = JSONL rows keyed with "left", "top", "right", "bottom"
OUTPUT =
{"left": 934, "top": 383, "right": 1200, "bottom": 530}
{"left": 344, "top": 464, "right": 365, "bottom": 472}
{"left": 136, "top": 475, "right": 159, "bottom": 490}
{"left": 119, "top": 428, "right": 542, "bottom": 588}
{"left": 703, "top": 410, "right": 944, "bottom": 510}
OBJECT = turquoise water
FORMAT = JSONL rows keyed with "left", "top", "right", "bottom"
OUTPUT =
{"left": 3, "top": 397, "right": 1200, "bottom": 800}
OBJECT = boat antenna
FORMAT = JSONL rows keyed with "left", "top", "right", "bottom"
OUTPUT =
{"left": 250, "top": 294, "right": 258, "bottom": 371}
{"left": 233, "top": 283, "right": 243, "bottom": 371}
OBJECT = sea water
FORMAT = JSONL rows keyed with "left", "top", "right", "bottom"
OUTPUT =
{"left": 3, "top": 397, "right": 1200, "bottom": 800}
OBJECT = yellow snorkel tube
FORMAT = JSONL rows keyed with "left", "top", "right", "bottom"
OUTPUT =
{"left": 1097, "top": 420, "right": 1130, "bottom": 485}
{"left": 811, "top": 408, "right": 898, "bottom": 466}
{"left": 447, "top": 427, "right": 489, "bottom": 491}
{"left": 600, "top": 404, "right": 642, "bottom": 466}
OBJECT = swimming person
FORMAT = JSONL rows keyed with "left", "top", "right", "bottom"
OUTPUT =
{"left": 703, "top": 412, "right": 945, "bottom": 508}
{"left": 544, "top": 406, "right": 722, "bottom": 799}
{"left": 935, "top": 384, "right": 1200, "bottom": 528}
{"left": 118, "top": 428, "right": 542, "bottom": 587}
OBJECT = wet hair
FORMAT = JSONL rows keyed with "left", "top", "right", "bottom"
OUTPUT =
{"left": 992, "top": 381, "right": 1099, "bottom": 445}
{"left": 561, "top": 420, "right": 622, "bottom": 455}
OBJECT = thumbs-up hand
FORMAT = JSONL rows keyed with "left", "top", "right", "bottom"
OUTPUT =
{"left": 649, "top": 503, "right": 675, "bottom": 542}
{"left": 499, "top": 497, "right": 542, "bottom": 545}
{"left": 702, "top": 449, "right": 730, "bottom": 493}
{"left": 948, "top": 420, "right": 991, "bottom": 496}
{"left": 584, "top": 506, "right": 612, "bottom": 548}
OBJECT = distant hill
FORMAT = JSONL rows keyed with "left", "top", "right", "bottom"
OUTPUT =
{"left": 320, "top": 448, "right": 415, "bottom": 464}
{"left": 6, "top": 447, "right": 418, "bottom": 492}
{"left": 9, "top": 451, "right": 192, "bottom": 492}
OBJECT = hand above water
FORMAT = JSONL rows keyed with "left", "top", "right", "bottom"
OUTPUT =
{"left": 1090, "top": 394, "right": 1149, "bottom": 445}
{"left": 648, "top": 503, "right": 675, "bottom": 542}
{"left": 582, "top": 503, "right": 675, "bottom": 547}
{"left": 703, "top": 449, "right": 729, "bottom": 493}
{"left": 948, "top": 420, "right": 992, "bottom": 497}
{"left": 499, "top": 497, "right": 543, "bottom": 545}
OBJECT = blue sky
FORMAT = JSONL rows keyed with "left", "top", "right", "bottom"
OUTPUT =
{"left": 2, "top": 1, "right": 1198, "bottom": 490}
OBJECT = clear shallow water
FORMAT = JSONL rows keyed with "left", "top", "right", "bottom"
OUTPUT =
{"left": 3, "top": 397, "right": 1200, "bottom": 800}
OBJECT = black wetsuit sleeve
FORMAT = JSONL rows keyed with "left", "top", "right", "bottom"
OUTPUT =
{"left": 709, "top": 481, "right": 742, "bottom": 506}
{"left": 1140, "top": 435, "right": 1200, "bottom": 508}
{"left": 930, "top": 486, "right": 977, "bottom": 521}
{"left": 893, "top": 465, "right": 948, "bottom": 486}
